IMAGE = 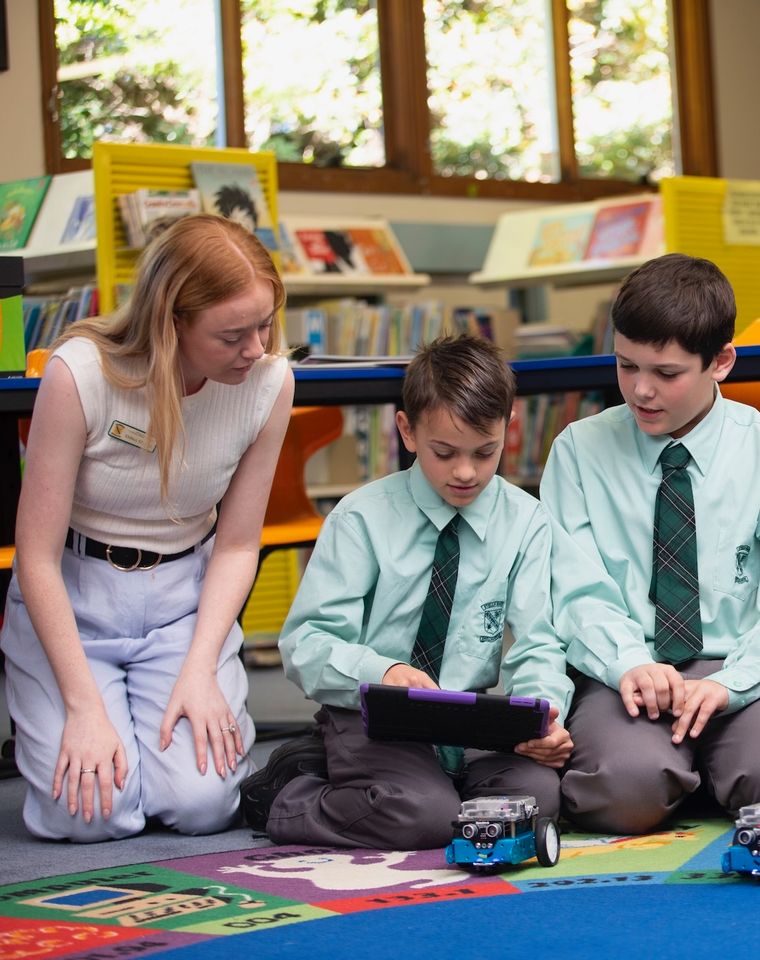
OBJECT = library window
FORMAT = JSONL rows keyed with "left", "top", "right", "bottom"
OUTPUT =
{"left": 39, "top": 0, "right": 716, "bottom": 199}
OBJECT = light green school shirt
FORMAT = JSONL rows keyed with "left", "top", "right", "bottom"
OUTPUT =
{"left": 541, "top": 389, "right": 760, "bottom": 714}
{"left": 279, "top": 460, "right": 574, "bottom": 723}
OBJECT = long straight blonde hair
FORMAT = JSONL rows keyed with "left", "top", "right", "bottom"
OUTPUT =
{"left": 55, "top": 214, "right": 286, "bottom": 501}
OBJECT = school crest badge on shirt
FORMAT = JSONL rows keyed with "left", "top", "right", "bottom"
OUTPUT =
{"left": 735, "top": 544, "right": 751, "bottom": 584}
{"left": 479, "top": 600, "right": 505, "bottom": 643}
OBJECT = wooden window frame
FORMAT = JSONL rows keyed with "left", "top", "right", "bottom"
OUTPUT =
{"left": 38, "top": 0, "right": 718, "bottom": 198}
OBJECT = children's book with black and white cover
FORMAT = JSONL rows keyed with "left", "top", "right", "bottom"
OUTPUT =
{"left": 191, "top": 161, "right": 278, "bottom": 253}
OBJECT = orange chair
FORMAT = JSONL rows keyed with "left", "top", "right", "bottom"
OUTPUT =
{"left": 239, "top": 403, "right": 344, "bottom": 679}
{"left": 257, "top": 405, "right": 344, "bottom": 567}
{"left": 722, "top": 319, "right": 760, "bottom": 410}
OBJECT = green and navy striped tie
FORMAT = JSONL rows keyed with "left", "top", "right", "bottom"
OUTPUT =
{"left": 649, "top": 442, "right": 703, "bottom": 663}
{"left": 411, "top": 513, "right": 464, "bottom": 777}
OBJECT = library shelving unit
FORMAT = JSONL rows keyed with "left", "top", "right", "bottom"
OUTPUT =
{"left": 472, "top": 176, "right": 760, "bottom": 334}
{"left": 466, "top": 193, "right": 666, "bottom": 483}
{"left": 280, "top": 213, "right": 431, "bottom": 299}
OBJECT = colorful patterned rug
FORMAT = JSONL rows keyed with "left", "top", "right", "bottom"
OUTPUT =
{"left": 2, "top": 818, "right": 758, "bottom": 960}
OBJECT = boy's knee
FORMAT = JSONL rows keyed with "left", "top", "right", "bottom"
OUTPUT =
{"left": 561, "top": 760, "right": 694, "bottom": 835}
{"left": 716, "top": 768, "right": 760, "bottom": 819}
{"left": 465, "top": 758, "right": 562, "bottom": 821}
{"left": 370, "top": 786, "right": 461, "bottom": 849}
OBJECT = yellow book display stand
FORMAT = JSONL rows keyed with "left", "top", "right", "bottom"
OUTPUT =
{"left": 661, "top": 176, "right": 760, "bottom": 336}
{"left": 92, "top": 142, "right": 278, "bottom": 313}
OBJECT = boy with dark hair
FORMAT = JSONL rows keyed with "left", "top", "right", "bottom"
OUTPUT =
{"left": 241, "top": 334, "right": 573, "bottom": 849}
{"left": 542, "top": 252, "right": 760, "bottom": 834}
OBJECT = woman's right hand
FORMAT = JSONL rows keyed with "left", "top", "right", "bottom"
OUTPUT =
{"left": 53, "top": 705, "right": 129, "bottom": 824}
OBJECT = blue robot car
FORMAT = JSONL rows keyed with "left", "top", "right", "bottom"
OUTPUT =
{"left": 445, "top": 795, "right": 560, "bottom": 870}
{"left": 722, "top": 803, "right": 760, "bottom": 877}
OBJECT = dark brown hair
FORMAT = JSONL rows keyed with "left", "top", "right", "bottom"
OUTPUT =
{"left": 402, "top": 334, "right": 516, "bottom": 431}
{"left": 612, "top": 252, "right": 735, "bottom": 368}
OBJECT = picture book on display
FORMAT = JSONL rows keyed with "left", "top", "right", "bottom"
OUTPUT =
{"left": 60, "top": 194, "right": 96, "bottom": 245}
{"left": 287, "top": 221, "right": 411, "bottom": 276}
{"left": 528, "top": 212, "right": 595, "bottom": 267}
{"left": 0, "top": 175, "right": 52, "bottom": 250}
{"left": 191, "top": 161, "right": 278, "bottom": 253}
{"left": 349, "top": 227, "right": 408, "bottom": 273}
{"left": 277, "top": 220, "right": 307, "bottom": 274}
{"left": 584, "top": 200, "right": 652, "bottom": 260}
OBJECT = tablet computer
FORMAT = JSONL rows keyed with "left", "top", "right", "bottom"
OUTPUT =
{"left": 359, "top": 683, "right": 550, "bottom": 752}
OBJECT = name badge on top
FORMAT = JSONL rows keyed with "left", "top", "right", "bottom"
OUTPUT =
{"left": 108, "top": 420, "right": 157, "bottom": 453}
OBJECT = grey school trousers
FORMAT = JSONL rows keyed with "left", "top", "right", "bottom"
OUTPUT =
{"left": 561, "top": 659, "right": 760, "bottom": 834}
{"left": 266, "top": 704, "right": 561, "bottom": 849}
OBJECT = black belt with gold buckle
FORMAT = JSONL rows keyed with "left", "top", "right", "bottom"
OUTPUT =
{"left": 65, "top": 527, "right": 215, "bottom": 571}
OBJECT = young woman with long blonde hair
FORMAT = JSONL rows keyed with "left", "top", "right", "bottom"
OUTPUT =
{"left": 1, "top": 214, "right": 293, "bottom": 840}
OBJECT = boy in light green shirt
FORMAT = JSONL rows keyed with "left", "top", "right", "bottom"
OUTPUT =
{"left": 542, "top": 253, "right": 760, "bottom": 834}
{"left": 241, "top": 334, "right": 573, "bottom": 849}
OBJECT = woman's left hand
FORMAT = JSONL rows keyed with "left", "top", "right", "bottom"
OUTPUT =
{"left": 160, "top": 670, "right": 244, "bottom": 777}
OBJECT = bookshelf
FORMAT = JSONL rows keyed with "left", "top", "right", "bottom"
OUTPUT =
{"left": 0, "top": 171, "right": 96, "bottom": 283}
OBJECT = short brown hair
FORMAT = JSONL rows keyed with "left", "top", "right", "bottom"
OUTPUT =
{"left": 612, "top": 253, "right": 735, "bottom": 368}
{"left": 402, "top": 334, "right": 516, "bottom": 432}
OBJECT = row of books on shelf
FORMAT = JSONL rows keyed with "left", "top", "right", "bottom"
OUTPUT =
{"left": 286, "top": 300, "right": 516, "bottom": 358}
{"left": 304, "top": 404, "right": 400, "bottom": 494}
{"left": 305, "top": 389, "right": 605, "bottom": 496}
{"left": 503, "top": 390, "right": 604, "bottom": 482}
{"left": 23, "top": 285, "right": 99, "bottom": 351}
{"left": 19, "top": 290, "right": 605, "bottom": 364}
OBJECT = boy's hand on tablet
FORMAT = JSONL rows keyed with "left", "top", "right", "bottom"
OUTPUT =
{"left": 514, "top": 705, "right": 573, "bottom": 769}
{"left": 381, "top": 663, "right": 438, "bottom": 689}
{"left": 619, "top": 663, "right": 685, "bottom": 719}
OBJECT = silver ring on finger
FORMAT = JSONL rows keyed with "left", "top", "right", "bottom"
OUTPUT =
{"left": 222, "top": 723, "right": 236, "bottom": 733}
{"left": 81, "top": 768, "right": 96, "bottom": 775}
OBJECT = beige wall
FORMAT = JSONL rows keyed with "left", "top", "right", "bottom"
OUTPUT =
{"left": 709, "top": 0, "right": 760, "bottom": 179}
{"left": 1, "top": 0, "right": 44, "bottom": 181}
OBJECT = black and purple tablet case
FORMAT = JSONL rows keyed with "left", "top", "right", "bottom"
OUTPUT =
{"left": 359, "top": 683, "right": 550, "bottom": 751}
